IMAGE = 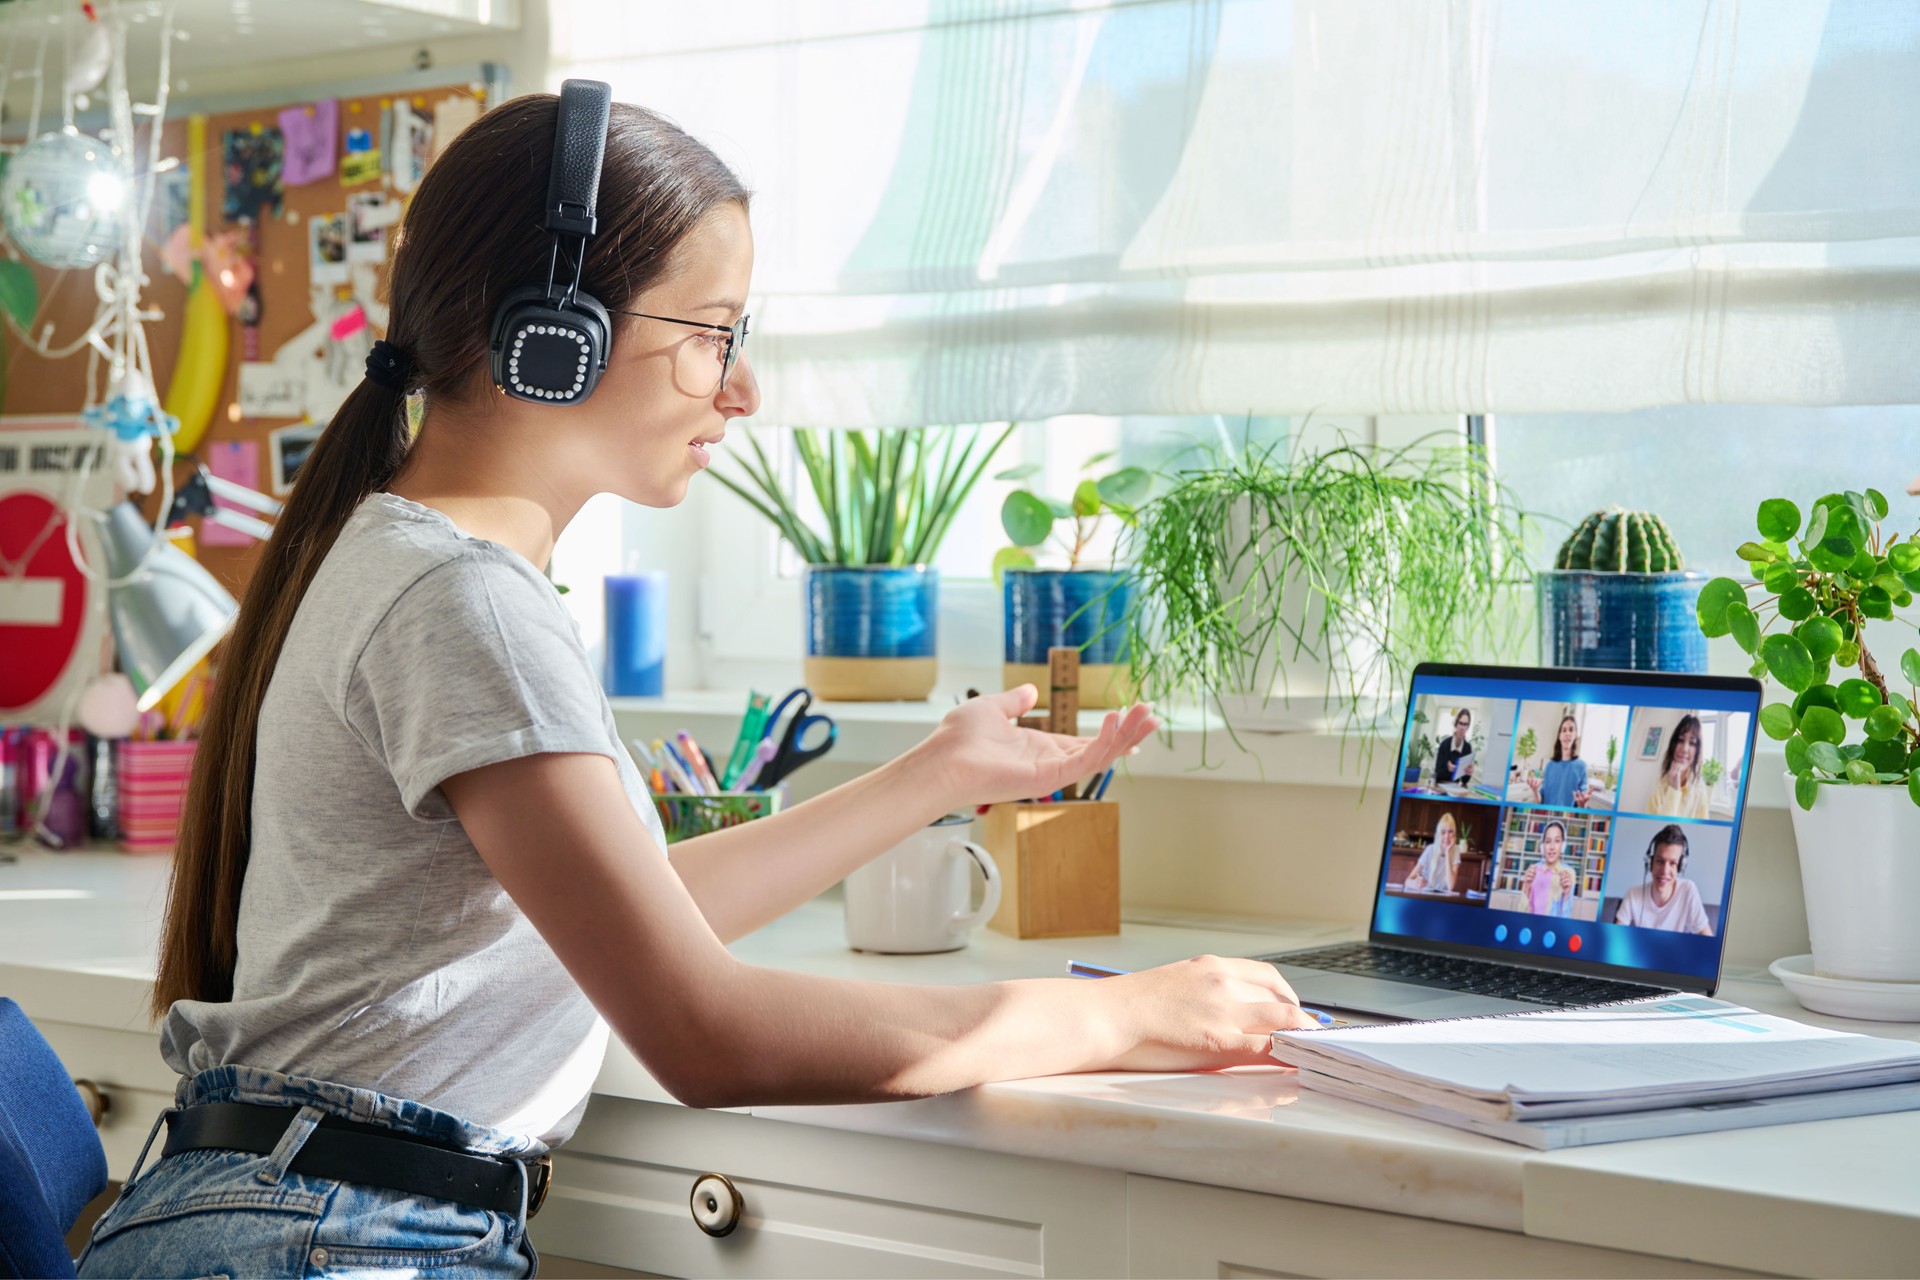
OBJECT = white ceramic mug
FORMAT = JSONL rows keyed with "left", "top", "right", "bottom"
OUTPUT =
{"left": 844, "top": 813, "right": 1003, "bottom": 954}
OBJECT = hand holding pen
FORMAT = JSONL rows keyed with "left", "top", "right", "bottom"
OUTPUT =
{"left": 1056, "top": 954, "right": 1327, "bottom": 1068}
{"left": 1069, "top": 961, "right": 1336, "bottom": 1027}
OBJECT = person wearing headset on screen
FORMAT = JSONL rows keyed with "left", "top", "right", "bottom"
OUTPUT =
{"left": 1403, "top": 811, "right": 1461, "bottom": 893}
{"left": 1519, "top": 820, "right": 1578, "bottom": 917}
{"left": 1614, "top": 824, "right": 1714, "bottom": 934}
{"left": 1432, "top": 708, "right": 1476, "bottom": 784}
{"left": 1525, "top": 713, "right": 1591, "bottom": 808}
{"left": 79, "top": 82, "right": 1314, "bottom": 1278}
{"left": 1645, "top": 713, "right": 1710, "bottom": 819}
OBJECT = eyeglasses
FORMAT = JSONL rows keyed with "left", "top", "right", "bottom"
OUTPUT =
{"left": 614, "top": 309, "right": 751, "bottom": 392}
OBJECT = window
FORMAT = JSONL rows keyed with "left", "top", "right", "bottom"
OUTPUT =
{"left": 1488, "top": 409, "right": 1920, "bottom": 575}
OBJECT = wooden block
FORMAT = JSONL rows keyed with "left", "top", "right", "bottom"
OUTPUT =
{"left": 1047, "top": 646, "right": 1081, "bottom": 798}
{"left": 981, "top": 801, "right": 1120, "bottom": 939}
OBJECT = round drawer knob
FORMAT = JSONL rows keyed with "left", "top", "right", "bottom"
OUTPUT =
{"left": 690, "top": 1172, "right": 743, "bottom": 1237}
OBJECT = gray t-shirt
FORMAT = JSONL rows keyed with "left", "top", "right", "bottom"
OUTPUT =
{"left": 162, "top": 492, "right": 667, "bottom": 1146}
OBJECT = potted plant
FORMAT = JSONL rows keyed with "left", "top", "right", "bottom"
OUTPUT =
{"left": 1116, "top": 435, "right": 1531, "bottom": 744}
{"left": 1512, "top": 726, "right": 1540, "bottom": 788}
{"left": 1404, "top": 710, "right": 1433, "bottom": 784}
{"left": 1538, "top": 507, "right": 1707, "bottom": 672}
{"left": 1696, "top": 488, "right": 1920, "bottom": 990}
{"left": 713, "top": 424, "right": 1012, "bottom": 701}
{"left": 993, "top": 455, "right": 1152, "bottom": 708}
{"left": 1603, "top": 734, "right": 1620, "bottom": 789}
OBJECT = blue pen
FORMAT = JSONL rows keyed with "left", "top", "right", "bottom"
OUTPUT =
{"left": 1065, "top": 961, "right": 1336, "bottom": 1027}
{"left": 1089, "top": 767, "right": 1115, "bottom": 801}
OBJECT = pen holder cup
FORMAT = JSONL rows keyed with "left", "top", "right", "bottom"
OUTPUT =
{"left": 978, "top": 800, "right": 1120, "bottom": 939}
{"left": 655, "top": 790, "right": 784, "bottom": 844}
{"left": 118, "top": 739, "right": 199, "bottom": 854}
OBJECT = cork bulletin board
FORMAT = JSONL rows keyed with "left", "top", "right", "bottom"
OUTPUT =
{"left": 2, "top": 80, "right": 489, "bottom": 597}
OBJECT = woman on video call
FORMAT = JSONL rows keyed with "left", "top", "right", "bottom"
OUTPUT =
{"left": 1526, "top": 713, "right": 1591, "bottom": 809}
{"left": 1646, "top": 714, "right": 1710, "bottom": 819}
{"left": 1519, "top": 820, "right": 1578, "bottom": 917}
{"left": 1404, "top": 812, "right": 1461, "bottom": 893}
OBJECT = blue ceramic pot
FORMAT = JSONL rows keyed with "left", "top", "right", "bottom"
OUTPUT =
{"left": 1537, "top": 570, "right": 1708, "bottom": 673}
{"left": 1002, "top": 568, "right": 1132, "bottom": 707}
{"left": 802, "top": 565, "right": 938, "bottom": 700}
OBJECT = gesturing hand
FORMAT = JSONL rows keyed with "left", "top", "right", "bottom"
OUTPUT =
{"left": 915, "top": 684, "right": 1158, "bottom": 811}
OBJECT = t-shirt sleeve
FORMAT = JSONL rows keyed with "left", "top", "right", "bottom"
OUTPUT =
{"left": 345, "top": 549, "right": 620, "bottom": 821}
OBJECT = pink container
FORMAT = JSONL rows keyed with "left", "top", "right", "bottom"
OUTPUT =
{"left": 118, "top": 739, "right": 199, "bottom": 854}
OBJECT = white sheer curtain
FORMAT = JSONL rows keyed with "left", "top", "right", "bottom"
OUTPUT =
{"left": 552, "top": 0, "right": 1920, "bottom": 426}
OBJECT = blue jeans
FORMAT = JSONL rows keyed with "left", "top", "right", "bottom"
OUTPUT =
{"left": 77, "top": 1066, "right": 542, "bottom": 1278}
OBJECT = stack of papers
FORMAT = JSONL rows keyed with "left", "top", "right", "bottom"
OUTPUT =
{"left": 1271, "top": 995, "right": 1920, "bottom": 1149}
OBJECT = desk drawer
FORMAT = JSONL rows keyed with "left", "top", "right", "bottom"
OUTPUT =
{"left": 1124, "top": 1175, "right": 1760, "bottom": 1279}
{"left": 539, "top": 1096, "right": 1127, "bottom": 1278}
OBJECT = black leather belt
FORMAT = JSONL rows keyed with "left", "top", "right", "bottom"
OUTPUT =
{"left": 162, "top": 1102, "right": 549, "bottom": 1218}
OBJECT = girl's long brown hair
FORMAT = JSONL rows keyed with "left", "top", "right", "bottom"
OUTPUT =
{"left": 152, "top": 94, "right": 748, "bottom": 1018}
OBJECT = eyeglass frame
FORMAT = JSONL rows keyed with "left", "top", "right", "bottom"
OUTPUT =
{"left": 612, "top": 309, "right": 751, "bottom": 391}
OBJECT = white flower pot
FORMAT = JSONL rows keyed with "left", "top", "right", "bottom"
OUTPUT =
{"left": 1211, "top": 496, "right": 1392, "bottom": 732}
{"left": 1785, "top": 772, "right": 1920, "bottom": 982}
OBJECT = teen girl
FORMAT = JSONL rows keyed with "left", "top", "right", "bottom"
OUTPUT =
{"left": 77, "top": 85, "right": 1312, "bottom": 1277}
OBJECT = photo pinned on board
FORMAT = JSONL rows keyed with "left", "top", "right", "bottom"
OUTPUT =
{"left": 269, "top": 421, "right": 326, "bottom": 495}
{"left": 346, "top": 192, "right": 397, "bottom": 263}
{"left": 308, "top": 211, "right": 348, "bottom": 284}
{"left": 221, "top": 126, "right": 285, "bottom": 223}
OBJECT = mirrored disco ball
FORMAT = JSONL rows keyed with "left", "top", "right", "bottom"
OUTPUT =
{"left": 2, "top": 129, "right": 128, "bottom": 269}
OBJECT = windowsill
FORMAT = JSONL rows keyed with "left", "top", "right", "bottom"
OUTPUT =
{"left": 610, "top": 691, "right": 1794, "bottom": 808}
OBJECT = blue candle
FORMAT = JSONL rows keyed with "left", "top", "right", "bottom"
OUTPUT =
{"left": 604, "top": 571, "right": 668, "bottom": 697}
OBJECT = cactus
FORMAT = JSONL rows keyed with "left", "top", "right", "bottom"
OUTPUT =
{"left": 1555, "top": 507, "right": 1685, "bottom": 573}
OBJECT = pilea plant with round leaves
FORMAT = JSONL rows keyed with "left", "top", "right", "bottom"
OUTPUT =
{"left": 1695, "top": 489, "right": 1920, "bottom": 811}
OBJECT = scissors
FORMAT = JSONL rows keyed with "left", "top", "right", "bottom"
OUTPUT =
{"left": 756, "top": 687, "right": 837, "bottom": 789}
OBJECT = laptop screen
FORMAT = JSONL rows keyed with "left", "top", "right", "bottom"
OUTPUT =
{"left": 1374, "top": 663, "right": 1763, "bottom": 991}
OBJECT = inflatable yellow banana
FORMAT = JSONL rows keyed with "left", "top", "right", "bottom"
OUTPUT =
{"left": 164, "top": 115, "right": 228, "bottom": 456}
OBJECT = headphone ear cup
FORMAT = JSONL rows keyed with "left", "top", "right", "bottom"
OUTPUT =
{"left": 489, "top": 286, "right": 612, "bottom": 404}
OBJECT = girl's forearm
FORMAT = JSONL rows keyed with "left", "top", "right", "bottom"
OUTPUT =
{"left": 667, "top": 748, "right": 955, "bottom": 941}
{"left": 666, "top": 966, "right": 1122, "bottom": 1107}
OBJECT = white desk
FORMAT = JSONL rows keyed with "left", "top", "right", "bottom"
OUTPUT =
{"left": 4, "top": 849, "right": 1915, "bottom": 1277}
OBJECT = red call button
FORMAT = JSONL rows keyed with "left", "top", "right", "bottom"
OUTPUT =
{"left": 1568, "top": 935, "right": 1583, "bottom": 954}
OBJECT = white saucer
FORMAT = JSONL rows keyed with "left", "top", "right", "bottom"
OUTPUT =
{"left": 1769, "top": 954, "right": 1920, "bottom": 1023}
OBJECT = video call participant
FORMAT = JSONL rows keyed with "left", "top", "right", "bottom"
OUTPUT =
{"left": 1404, "top": 811, "right": 1461, "bottom": 893}
{"left": 1519, "top": 820, "right": 1577, "bottom": 917}
{"left": 1646, "top": 713, "right": 1709, "bottom": 819}
{"left": 1526, "top": 713, "right": 1592, "bottom": 808}
{"left": 1433, "top": 709, "right": 1476, "bottom": 784}
{"left": 1614, "top": 824, "right": 1714, "bottom": 935}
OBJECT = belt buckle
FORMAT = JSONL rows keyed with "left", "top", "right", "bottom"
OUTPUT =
{"left": 526, "top": 1154, "right": 553, "bottom": 1218}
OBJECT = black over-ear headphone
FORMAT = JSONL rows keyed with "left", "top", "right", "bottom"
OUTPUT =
{"left": 1644, "top": 824, "right": 1691, "bottom": 875}
{"left": 489, "top": 79, "right": 615, "bottom": 405}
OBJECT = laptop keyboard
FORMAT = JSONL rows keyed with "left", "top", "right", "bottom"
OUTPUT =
{"left": 1263, "top": 942, "right": 1674, "bottom": 1007}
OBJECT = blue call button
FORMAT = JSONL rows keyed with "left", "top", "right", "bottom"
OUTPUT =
{"left": 1494, "top": 924, "right": 1508, "bottom": 942}
{"left": 1519, "top": 927, "right": 1533, "bottom": 945}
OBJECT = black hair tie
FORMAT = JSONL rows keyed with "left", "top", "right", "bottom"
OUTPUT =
{"left": 365, "top": 339, "right": 413, "bottom": 391}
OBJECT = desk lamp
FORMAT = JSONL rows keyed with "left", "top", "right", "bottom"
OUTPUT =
{"left": 98, "top": 501, "right": 238, "bottom": 713}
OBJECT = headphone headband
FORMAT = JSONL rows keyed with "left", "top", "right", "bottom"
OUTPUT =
{"left": 546, "top": 79, "right": 611, "bottom": 239}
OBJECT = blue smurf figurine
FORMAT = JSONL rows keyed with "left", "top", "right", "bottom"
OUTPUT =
{"left": 83, "top": 370, "right": 178, "bottom": 494}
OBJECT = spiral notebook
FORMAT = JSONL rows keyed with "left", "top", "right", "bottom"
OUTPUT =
{"left": 1270, "top": 995, "right": 1920, "bottom": 1147}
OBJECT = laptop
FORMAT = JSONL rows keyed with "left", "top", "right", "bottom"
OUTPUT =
{"left": 1259, "top": 662, "right": 1763, "bottom": 1020}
